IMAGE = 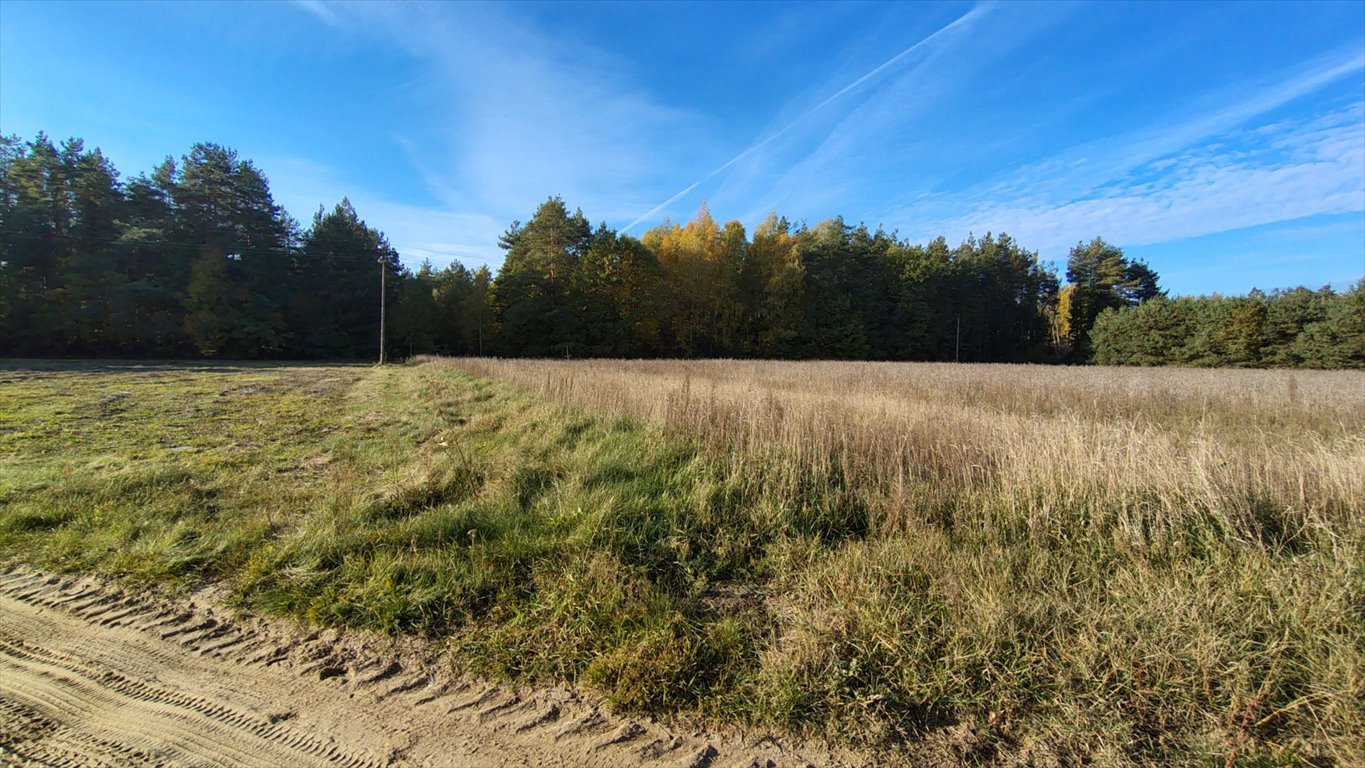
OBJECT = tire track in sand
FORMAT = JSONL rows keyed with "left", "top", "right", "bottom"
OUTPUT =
{"left": 0, "top": 572, "right": 381, "bottom": 768}
{"left": 0, "top": 568, "right": 864, "bottom": 767}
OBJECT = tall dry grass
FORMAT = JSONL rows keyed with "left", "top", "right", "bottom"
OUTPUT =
{"left": 429, "top": 357, "right": 1365, "bottom": 764}
{"left": 439, "top": 359, "right": 1364, "bottom": 551}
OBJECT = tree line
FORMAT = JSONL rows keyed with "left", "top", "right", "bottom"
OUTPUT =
{"left": 0, "top": 133, "right": 430, "bottom": 358}
{"left": 487, "top": 196, "right": 1073, "bottom": 361}
{"left": 1091, "top": 287, "right": 1363, "bottom": 368}
{"left": 2, "top": 133, "right": 1360, "bottom": 367}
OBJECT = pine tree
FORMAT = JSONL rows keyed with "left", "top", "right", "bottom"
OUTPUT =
{"left": 293, "top": 198, "right": 401, "bottom": 358}
{"left": 1064, "top": 237, "right": 1162, "bottom": 359}
{"left": 490, "top": 197, "right": 591, "bottom": 357}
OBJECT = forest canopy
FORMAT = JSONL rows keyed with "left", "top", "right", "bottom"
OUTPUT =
{"left": 1, "top": 133, "right": 1360, "bottom": 367}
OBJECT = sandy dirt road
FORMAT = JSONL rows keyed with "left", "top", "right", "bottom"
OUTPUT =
{"left": 0, "top": 568, "right": 867, "bottom": 768}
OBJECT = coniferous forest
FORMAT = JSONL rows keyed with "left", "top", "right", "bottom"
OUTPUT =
{"left": 2, "top": 134, "right": 1361, "bottom": 367}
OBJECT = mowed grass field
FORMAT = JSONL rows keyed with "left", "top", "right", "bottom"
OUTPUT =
{"left": 1, "top": 358, "right": 1362, "bottom": 766}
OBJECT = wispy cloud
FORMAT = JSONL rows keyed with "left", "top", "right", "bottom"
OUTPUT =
{"left": 936, "top": 114, "right": 1364, "bottom": 252}
{"left": 263, "top": 155, "right": 505, "bottom": 268}
{"left": 287, "top": 0, "right": 1362, "bottom": 289}
{"left": 961, "top": 46, "right": 1365, "bottom": 208}
{"left": 291, "top": 2, "right": 710, "bottom": 247}
{"left": 370, "top": 4, "right": 706, "bottom": 219}
{"left": 658, "top": 2, "right": 1076, "bottom": 232}
{"left": 620, "top": 3, "right": 998, "bottom": 232}
{"left": 291, "top": 0, "right": 338, "bottom": 27}
{"left": 897, "top": 48, "right": 1365, "bottom": 256}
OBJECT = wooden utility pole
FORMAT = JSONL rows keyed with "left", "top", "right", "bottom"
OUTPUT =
{"left": 378, "top": 256, "right": 387, "bottom": 365}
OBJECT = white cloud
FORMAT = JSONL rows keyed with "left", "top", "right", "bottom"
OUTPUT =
{"left": 961, "top": 47, "right": 1365, "bottom": 209}
{"left": 888, "top": 48, "right": 1365, "bottom": 256}
{"left": 291, "top": 0, "right": 339, "bottom": 27}
{"left": 286, "top": 2, "right": 718, "bottom": 258}
{"left": 619, "top": 3, "right": 998, "bottom": 232}
{"left": 262, "top": 155, "right": 504, "bottom": 270}
{"left": 654, "top": 1, "right": 1075, "bottom": 233}
{"left": 935, "top": 116, "right": 1364, "bottom": 254}
{"left": 343, "top": 3, "right": 709, "bottom": 223}
{"left": 286, "top": 1, "right": 1363, "bottom": 281}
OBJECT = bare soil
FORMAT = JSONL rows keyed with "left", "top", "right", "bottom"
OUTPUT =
{"left": 0, "top": 568, "right": 871, "bottom": 768}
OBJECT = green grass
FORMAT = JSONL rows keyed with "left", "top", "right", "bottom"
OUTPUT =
{"left": 0, "top": 361, "right": 778, "bottom": 715}
{"left": 1, "top": 359, "right": 1360, "bottom": 767}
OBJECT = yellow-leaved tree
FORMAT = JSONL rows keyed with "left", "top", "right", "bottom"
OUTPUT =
{"left": 642, "top": 204, "right": 745, "bottom": 356}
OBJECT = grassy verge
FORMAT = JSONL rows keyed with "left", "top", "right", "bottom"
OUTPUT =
{"left": 1, "top": 359, "right": 1361, "bottom": 766}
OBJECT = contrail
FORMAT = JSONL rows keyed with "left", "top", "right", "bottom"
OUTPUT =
{"left": 622, "top": 2, "right": 995, "bottom": 233}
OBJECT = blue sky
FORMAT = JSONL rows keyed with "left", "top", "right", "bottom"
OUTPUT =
{"left": 2, "top": 0, "right": 1362, "bottom": 296}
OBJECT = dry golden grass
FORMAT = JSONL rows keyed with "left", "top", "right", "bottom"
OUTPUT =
{"left": 443, "top": 359, "right": 1364, "bottom": 550}
{"left": 431, "top": 357, "right": 1365, "bottom": 765}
